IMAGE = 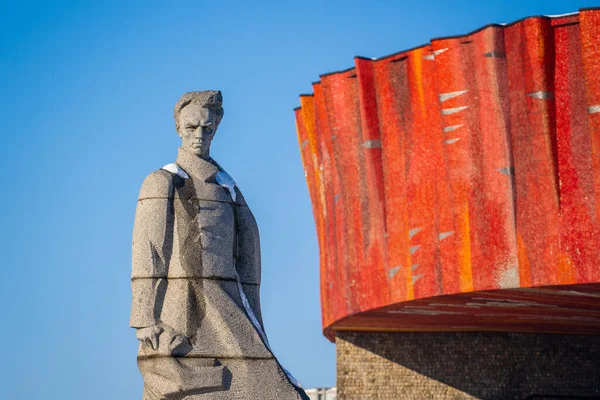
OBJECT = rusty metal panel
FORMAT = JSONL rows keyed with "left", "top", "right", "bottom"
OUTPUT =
{"left": 296, "top": 8, "right": 600, "bottom": 339}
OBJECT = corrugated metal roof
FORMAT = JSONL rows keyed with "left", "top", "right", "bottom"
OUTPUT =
{"left": 295, "top": 8, "right": 600, "bottom": 340}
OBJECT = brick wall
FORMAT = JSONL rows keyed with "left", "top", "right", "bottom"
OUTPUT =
{"left": 336, "top": 331, "right": 600, "bottom": 400}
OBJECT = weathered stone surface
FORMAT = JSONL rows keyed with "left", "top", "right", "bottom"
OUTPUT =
{"left": 140, "top": 358, "right": 306, "bottom": 400}
{"left": 133, "top": 279, "right": 271, "bottom": 358}
{"left": 337, "top": 331, "right": 600, "bottom": 400}
{"left": 131, "top": 198, "right": 257, "bottom": 281}
{"left": 131, "top": 91, "right": 307, "bottom": 399}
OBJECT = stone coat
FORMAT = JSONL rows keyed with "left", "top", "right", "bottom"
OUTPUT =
{"left": 131, "top": 148, "right": 307, "bottom": 400}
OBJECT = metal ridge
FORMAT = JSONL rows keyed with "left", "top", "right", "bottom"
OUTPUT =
{"left": 295, "top": 9, "right": 584, "bottom": 107}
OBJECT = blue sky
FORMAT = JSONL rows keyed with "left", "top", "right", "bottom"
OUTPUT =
{"left": 0, "top": 1, "right": 595, "bottom": 398}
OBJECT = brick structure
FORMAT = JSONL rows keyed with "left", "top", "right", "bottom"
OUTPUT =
{"left": 337, "top": 332, "right": 600, "bottom": 399}
{"left": 295, "top": 8, "right": 600, "bottom": 400}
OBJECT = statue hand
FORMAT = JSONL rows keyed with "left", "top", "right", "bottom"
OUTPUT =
{"left": 136, "top": 323, "right": 192, "bottom": 355}
{"left": 136, "top": 324, "right": 164, "bottom": 350}
{"left": 166, "top": 332, "right": 192, "bottom": 356}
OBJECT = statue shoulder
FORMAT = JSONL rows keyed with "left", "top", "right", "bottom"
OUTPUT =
{"left": 137, "top": 164, "right": 188, "bottom": 199}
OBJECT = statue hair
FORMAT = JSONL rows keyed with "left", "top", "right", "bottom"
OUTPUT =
{"left": 173, "top": 90, "right": 224, "bottom": 130}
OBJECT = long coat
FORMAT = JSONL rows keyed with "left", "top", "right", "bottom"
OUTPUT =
{"left": 130, "top": 148, "right": 307, "bottom": 400}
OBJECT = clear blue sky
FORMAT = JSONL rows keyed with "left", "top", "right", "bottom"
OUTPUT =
{"left": 0, "top": 1, "right": 594, "bottom": 398}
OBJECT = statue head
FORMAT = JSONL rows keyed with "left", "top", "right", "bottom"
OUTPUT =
{"left": 174, "top": 91, "right": 224, "bottom": 159}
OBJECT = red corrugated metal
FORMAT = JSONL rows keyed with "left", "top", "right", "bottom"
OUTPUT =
{"left": 296, "top": 9, "right": 600, "bottom": 340}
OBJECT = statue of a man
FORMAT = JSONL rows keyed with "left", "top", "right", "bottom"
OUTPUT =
{"left": 130, "top": 91, "right": 308, "bottom": 400}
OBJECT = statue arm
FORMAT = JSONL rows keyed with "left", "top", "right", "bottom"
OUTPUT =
{"left": 241, "top": 283, "right": 264, "bottom": 329}
{"left": 235, "top": 206, "right": 264, "bottom": 330}
{"left": 130, "top": 171, "right": 174, "bottom": 330}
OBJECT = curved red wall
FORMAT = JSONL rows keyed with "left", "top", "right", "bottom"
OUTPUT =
{"left": 296, "top": 9, "right": 600, "bottom": 340}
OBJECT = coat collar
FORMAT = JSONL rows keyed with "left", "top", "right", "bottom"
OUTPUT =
{"left": 176, "top": 147, "right": 219, "bottom": 183}
{"left": 175, "top": 147, "right": 246, "bottom": 205}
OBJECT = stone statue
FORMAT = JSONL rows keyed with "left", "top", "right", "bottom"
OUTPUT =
{"left": 130, "top": 91, "right": 309, "bottom": 400}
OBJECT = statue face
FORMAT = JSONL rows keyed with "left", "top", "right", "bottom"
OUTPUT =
{"left": 177, "top": 103, "right": 219, "bottom": 159}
